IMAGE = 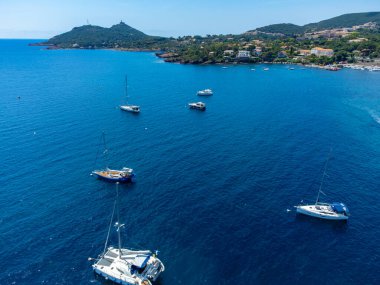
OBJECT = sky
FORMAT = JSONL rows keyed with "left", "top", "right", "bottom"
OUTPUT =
{"left": 0, "top": 0, "right": 379, "bottom": 39}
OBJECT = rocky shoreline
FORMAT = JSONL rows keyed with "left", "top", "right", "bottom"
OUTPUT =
{"left": 29, "top": 43, "right": 161, "bottom": 52}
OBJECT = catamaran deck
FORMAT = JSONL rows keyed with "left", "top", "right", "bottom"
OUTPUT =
{"left": 93, "top": 247, "right": 164, "bottom": 285}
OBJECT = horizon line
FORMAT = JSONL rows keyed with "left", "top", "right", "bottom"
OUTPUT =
{"left": 1, "top": 10, "right": 379, "bottom": 40}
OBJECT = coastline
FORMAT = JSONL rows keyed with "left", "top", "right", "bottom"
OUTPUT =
{"left": 29, "top": 43, "right": 160, "bottom": 53}
{"left": 155, "top": 52, "right": 380, "bottom": 70}
{"left": 30, "top": 44, "right": 380, "bottom": 71}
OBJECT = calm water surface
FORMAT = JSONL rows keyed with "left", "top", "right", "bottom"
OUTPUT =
{"left": 0, "top": 40, "right": 379, "bottom": 284}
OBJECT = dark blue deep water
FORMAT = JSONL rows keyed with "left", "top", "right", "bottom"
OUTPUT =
{"left": 0, "top": 40, "right": 379, "bottom": 285}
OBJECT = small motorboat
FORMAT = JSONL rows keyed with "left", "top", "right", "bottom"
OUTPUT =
{"left": 197, "top": 89, "right": 213, "bottom": 96}
{"left": 325, "top": 65, "right": 340, "bottom": 71}
{"left": 189, "top": 102, "right": 206, "bottom": 111}
{"left": 120, "top": 105, "right": 140, "bottom": 113}
{"left": 296, "top": 202, "right": 349, "bottom": 220}
{"left": 263, "top": 68, "right": 269, "bottom": 71}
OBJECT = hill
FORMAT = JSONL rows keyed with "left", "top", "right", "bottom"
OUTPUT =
{"left": 253, "top": 23, "right": 305, "bottom": 35}
{"left": 46, "top": 21, "right": 166, "bottom": 48}
{"left": 252, "top": 12, "right": 380, "bottom": 35}
{"left": 304, "top": 12, "right": 380, "bottom": 31}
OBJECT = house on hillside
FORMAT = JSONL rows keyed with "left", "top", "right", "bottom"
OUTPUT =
{"left": 237, "top": 50, "right": 250, "bottom": 59}
{"left": 223, "top": 50, "right": 235, "bottom": 57}
{"left": 254, "top": 47, "right": 262, "bottom": 56}
{"left": 311, "top": 47, "right": 334, "bottom": 57}
{"left": 223, "top": 50, "right": 235, "bottom": 62}
{"left": 349, "top": 38, "right": 368, "bottom": 43}
{"left": 298, "top": 49, "right": 311, "bottom": 56}
{"left": 252, "top": 40, "right": 263, "bottom": 45}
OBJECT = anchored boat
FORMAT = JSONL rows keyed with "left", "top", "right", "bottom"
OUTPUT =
{"left": 295, "top": 150, "right": 350, "bottom": 221}
{"left": 91, "top": 133, "right": 135, "bottom": 183}
{"left": 188, "top": 102, "right": 206, "bottom": 111}
{"left": 296, "top": 202, "right": 349, "bottom": 220}
{"left": 197, "top": 89, "right": 213, "bottom": 96}
{"left": 120, "top": 105, "right": 140, "bottom": 113}
{"left": 120, "top": 76, "right": 140, "bottom": 113}
{"left": 92, "top": 183, "right": 165, "bottom": 285}
{"left": 92, "top": 167, "right": 135, "bottom": 183}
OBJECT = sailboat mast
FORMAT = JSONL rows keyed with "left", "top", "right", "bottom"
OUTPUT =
{"left": 315, "top": 149, "right": 332, "bottom": 204}
{"left": 116, "top": 182, "right": 122, "bottom": 258}
{"left": 125, "top": 76, "right": 128, "bottom": 104}
{"left": 102, "top": 132, "right": 109, "bottom": 169}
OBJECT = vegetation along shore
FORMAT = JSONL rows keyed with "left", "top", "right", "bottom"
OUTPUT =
{"left": 35, "top": 12, "right": 380, "bottom": 68}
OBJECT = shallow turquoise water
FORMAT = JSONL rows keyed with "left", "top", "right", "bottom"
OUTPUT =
{"left": 0, "top": 40, "right": 379, "bottom": 284}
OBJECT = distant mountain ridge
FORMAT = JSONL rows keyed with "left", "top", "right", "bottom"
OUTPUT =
{"left": 46, "top": 21, "right": 165, "bottom": 48}
{"left": 251, "top": 12, "right": 380, "bottom": 35}
{"left": 44, "top": 12, "right": 380, "bottom": 50}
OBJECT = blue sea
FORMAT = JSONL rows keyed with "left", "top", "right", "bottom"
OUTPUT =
{"left": 0, "top": 40, "right": 379, "bottom": 285}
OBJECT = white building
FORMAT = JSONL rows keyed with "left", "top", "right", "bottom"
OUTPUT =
{"left": 237, "top": 50, "right": 250, "bottom": 58}
{"left": 311, "top": 47, "right": 334, "bottom": 57}
{"left": 223, "top": 50, "right": 234, "bottom": 56}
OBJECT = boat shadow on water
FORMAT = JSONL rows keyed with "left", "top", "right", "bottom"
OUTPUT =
{"left": 295, "top": 214, "right": 349, "bottom": 232}
{"left": 93, "top": 271, "right": 165, "bottom": 285}
{"left": 102, "top": 182, "right": 136, "bottom": 192}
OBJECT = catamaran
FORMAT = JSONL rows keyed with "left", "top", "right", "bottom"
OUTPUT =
{"left": 91, "top": 133, "right": 135, "bottom": 183}
{"left": 92, "top": 183, "right": 165, "bottom": 284}
{"left": 120, "top": 76, "right": 140, "bottom": 113}
{"left": 295, "top": 151, "right": 350, "bottom": 221}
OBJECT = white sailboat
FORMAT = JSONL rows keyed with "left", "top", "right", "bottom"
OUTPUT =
{"left": 120, "top": 76, "right": 140, "bottom": 113}
{"left": 91, "top": 132, "right": 135, "bottom": 183}
{"left": 295, "top": 152, "right": 350, "bottom": 221}
{"left": 92, "top": 183, "right": 165, "bottom": 284}
{"left": 296, "top": 202, "right": 349, "bottom": 220}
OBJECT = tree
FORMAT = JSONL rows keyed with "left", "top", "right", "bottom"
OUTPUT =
{"left": 334, "top": 51, "right": 348, "bottom": 62}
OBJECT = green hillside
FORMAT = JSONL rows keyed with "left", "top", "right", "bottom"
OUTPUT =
{"left": 46, "top": 21, "right": 165, "bottom": 48}
{"left": 254, "top": 12, "right": 380, "bottom": 35}
{"left": 253, "top": 23, "right": 304, "bottom": 35}
{"left": 305, "top": 12, "right": 380, "bottom": 31}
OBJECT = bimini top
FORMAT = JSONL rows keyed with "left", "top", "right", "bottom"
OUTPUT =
{"left": 123, "top": 254, "right": 150, "bottom": 269}
{"left": 331, "top": 202, "right": 349, "bottom": 214}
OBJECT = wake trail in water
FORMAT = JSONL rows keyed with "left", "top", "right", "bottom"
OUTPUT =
{"left": 368, "top": 109, "right": 380, "bottom": 125}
